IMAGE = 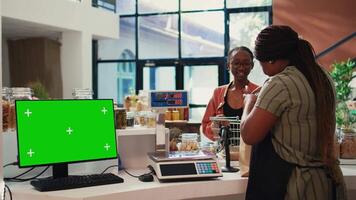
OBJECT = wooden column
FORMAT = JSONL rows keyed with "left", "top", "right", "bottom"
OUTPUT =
{"left": 8, "top": 37, "right": 63, "bottom": 98}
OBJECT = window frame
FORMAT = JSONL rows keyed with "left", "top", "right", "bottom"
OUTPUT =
{"left": 93, "top": 0, "right": 272, "bottom": 110}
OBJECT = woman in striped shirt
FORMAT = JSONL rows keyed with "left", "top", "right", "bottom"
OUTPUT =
{"left": 240, "top": 25, "right": 347, "bottom": 199}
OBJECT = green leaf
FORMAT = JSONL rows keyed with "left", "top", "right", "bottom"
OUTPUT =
{"left": 330, "top": 58, "right": 356, "bottom": 128}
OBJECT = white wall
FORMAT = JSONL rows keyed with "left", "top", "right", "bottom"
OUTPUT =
{"left": 1, "top": 0, "right": 119, "bottom": 98}
{"left": 1, "top": 0, "right": 118, "bottom": 39}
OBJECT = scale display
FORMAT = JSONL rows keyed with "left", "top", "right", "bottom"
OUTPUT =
{"left": 149, "top": 91, "right": 188, "bottom": 108}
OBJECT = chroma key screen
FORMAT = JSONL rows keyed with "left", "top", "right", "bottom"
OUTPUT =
{"left": 15, "top": 99, "right": 117, "bottom": 167}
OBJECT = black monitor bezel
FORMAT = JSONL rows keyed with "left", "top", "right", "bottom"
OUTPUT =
{"left": 15, "top": 99, "right": 118, "bottom": 169}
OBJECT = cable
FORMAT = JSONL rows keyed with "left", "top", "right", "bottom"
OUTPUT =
{"left": 4, "top": 167, "right": 36, "bottom": 180}
{"left": 3, "top": 162, "right": 18, "bottom": 168}
{"left": 5, "top": 166, "right": 50, "bottom": 182}
{"left": 123, "top": 169, "right": 140, "bottom": 178}
{"left": 100, "top": 165, "right": 118, "bottom": 174}
{"left": 4, "top": 184, "right": 12, "bottom": 200}
{"left": 123, "top": 166, "right": 154, "bottom": 178}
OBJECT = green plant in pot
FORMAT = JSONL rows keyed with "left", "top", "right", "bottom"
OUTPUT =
{"left": 330, "top": 59, "right": 356, "bottom": 133}
{"left": 27, "top": 80, "right": 50, "bottom": 99}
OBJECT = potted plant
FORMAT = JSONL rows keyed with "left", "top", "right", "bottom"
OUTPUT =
{"left": 330, "top": 59, "right": 356, "bottom": 158}
{"left": 27, "top": 80, "right": 49, "bottom": 99}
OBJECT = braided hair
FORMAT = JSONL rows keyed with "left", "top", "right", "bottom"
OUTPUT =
{"left": 255, "top": 25, "right": 336, "bottom": 164}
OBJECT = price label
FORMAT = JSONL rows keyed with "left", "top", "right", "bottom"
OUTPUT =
{"left": 150, "top": 91, "right": 188, "bottom": 108}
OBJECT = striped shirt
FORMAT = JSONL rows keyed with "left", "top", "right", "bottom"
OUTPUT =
{"left": 255, "top": 66, "right": 336, "bottom": 200}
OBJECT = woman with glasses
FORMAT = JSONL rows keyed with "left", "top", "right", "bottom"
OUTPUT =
{"left": 201, "top": 46, "right": 259, "bottom": 176}
{"left": 241, "top": 25, "right": 346, "bottom": 199}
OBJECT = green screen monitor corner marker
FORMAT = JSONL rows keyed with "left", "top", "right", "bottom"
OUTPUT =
{"left": 15, "top": 99, "right": 118, "bottom": 179}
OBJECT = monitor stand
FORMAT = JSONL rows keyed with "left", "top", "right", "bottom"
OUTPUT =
{"left": 53, "top": 163, "right": 68, "bottom": 179}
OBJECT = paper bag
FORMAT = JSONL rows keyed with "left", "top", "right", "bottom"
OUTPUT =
{"left": 239, "top": 136, "right": 251, "bottom": 177}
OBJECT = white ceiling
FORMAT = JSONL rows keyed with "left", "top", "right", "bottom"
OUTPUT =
{"left": 2, "top": 17, "right": 62, "bottom": 40}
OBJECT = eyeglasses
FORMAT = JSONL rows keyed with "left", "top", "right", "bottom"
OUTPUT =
{"left": 230, "top": 62, "right": 252, "bottom": 68}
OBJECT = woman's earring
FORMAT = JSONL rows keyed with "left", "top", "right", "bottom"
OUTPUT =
{"left": 268, "top": 60, "right": 274, "bottom": 64}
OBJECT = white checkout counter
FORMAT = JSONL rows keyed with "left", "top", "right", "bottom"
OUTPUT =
{"left": 5, "top": 165, "right": 356, "bottom": 200}
{"left": 3, "top": 127, "right": 356, "bottom": 200}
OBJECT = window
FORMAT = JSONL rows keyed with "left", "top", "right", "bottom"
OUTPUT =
{"left": 143, "top": 66, "right": 176, "bottom": 90}
{"left": 138, "top": 14, "right": 179, "bottom": 59}
{"left": 98, "top": 17, "right": 135, "bottom": 60}
{"left": 184, "top": 65, "right": 219, "bottom": 121}
{"left": 95, "top": 0, "right": 272, "bottom": 121}
{"left": 229, "top": 12, "right": 270, "bottom": 86}
{"left": 181, "top": 11, "right": 224, "bottom": 58}
{"left": 97, "top": 60, "right": 136, "bottom": 104}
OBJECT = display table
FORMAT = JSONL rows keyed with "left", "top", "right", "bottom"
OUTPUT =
{"left": 6, "top": 165, "right": 356, "bottom": 200}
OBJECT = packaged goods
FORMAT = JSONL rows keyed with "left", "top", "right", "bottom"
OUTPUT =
{"left": 172, "top": 110, "right": 180, "bottom": 121}
{"left": 146, "top": 112, "right": 156, "bottom": 128}
{"left": 165, "top": 110, "right": 172, "bottom": 121}
{"left": 126, "top": 112, "right": 135, "bottom": 127}
{"left": 115, "top": 108, "right": 127, "bottom": 129}
{"left": 179, "top": 133, "right": 199, "bottom": 152}
{"left": 340, "top": 132, "right": 356, "bottom": 159}
{"left": 138, "top": 111, "right": 147, "bottom": 126}
{"left": 2, "top": 87, "right": 11, "bottom": 132}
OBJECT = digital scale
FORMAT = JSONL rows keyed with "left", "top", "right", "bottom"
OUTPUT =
{"left": 146, "top": 90, "right": 222, "bottom": 181}
{"left": 148, "top": 151, "right": 222, "bottom": 181}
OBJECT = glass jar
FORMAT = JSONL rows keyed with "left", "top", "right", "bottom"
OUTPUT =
{"left": 165, "top": 110, "right": 172, "bottom": 121}
{"left": 179, "top": 133, "right": 199, "bottom": 152}
{"left": 340, "top": 130, "right": 356, "bottom": 159}
{"left": 115, "top": 108, "right": 127, "bottom": 129}
{"left": 9, "top": 87, "right": 33, "bottom": 131}
{"left": 138, "top": 111, "right": 147, "bottom": 126}
{"left": 72, "top": 88, "right": 93, "bottom": 99}
{"left": 172, "top": 109, "right": 180, "bottom": 121}
{"left": 2, "top": 87, "right": 11, "bottom": 132}
{"left": 146, "top": 111, "right": 156, "bottom": 128}
{"left": 126, "top": 111, "right": 135, "bottom": 127}
{"left": 201, "top": 142, "right": 217, "bottom": 154}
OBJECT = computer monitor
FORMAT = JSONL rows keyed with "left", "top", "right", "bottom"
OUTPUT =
{"left": 15, "top": 99, "right": 117, "bottom": 179}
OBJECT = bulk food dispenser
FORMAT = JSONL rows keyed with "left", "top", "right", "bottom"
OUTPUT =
{"left": 143, "top": 90, "right": 223, "bottom": 181}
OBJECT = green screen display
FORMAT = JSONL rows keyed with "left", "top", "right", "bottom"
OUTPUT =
{"left": 15, "top": 99, "right": 117, "bottom": 167}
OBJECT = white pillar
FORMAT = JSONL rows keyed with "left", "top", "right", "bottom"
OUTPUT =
{"left": 61, "top": 31, "right": 92, "bottom": 98}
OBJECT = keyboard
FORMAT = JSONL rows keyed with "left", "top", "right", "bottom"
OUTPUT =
{"left": 30, "top": 173, "right": 124, "bottom": 192}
